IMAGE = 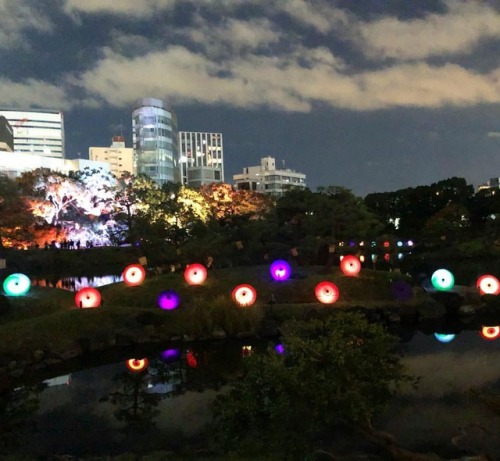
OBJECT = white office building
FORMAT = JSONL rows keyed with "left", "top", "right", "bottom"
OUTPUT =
{"left": 233, "top": 156, "right": 306, "bottom": 197}
{"left": 89, "top": 136, "right": 135, "bottom": 178}
{"left": 0, "top": 109, "right": 65, "bottom": 158}
{"left": 179, "top": 131, "right": 224, "bottom": 188}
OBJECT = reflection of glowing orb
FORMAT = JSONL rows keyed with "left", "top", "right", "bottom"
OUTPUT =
{"left": 476, "top": 275, "right": 500, "bottom": 296}
{"left": 75, "top": 287, "right": 101, "bottom": 308}
{"left": 186, "top": 351, "right": 198, "bottom": 368}
{"left": 270, "top": 260, "right": 291, "bottom": 281}
{"left": 3, "top": 273, "right": 31, "bottom": 296}
{"left": 314, "top": 281, "right": 340, "bottom": 304}
{"left": 157, "top": 290, "right": 180, "bottom": 310}
{"left": 340, "top": 255, "right": 361, "bottom": 276}
{"left": 480, "top": 326, "right": 500, "bottom": 341}
{"left": 126, "top": 358, "right": 149, "bottom": 372}
{"left": 184, "top": 263, "right": 207, "bottom": 285}
{"left": 390, "top": 281, "right": 413, "bottom": 301}
{"left": 161, "top": 348, "right": 181, "bottom": 362}
{"left": 434, "top": 333, "right": 455, "bottom": 343}
{"left": 122, "top": 264, "right": 146, "bottom": 287}
{"left": 274, "top": 344, "right": 285, "bottom": 354}
{"left": 232, "top": 284, "right": 257, "bottom": 307}
{"left": 431, "top": 269, "right": 455, "bottom": 291}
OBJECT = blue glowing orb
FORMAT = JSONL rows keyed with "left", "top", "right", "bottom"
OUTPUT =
{"left": 434, "top": 333, "right": 456, "bottom": 343}
{"left": 431, "top": 269, "right": 455, "bottom": 291}
{"left": 3, "top": 273, "right": 31, "bottom": 296}
{"left": 270, "top": 260, "right": 291, "bottom": 281}
{"left": 157, "top": 290, "right": 181, "bottom": 310}
{"left": 161, "top": 348, "right": 181, "bottom": 362}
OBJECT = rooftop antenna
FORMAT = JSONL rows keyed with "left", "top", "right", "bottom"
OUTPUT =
{"left": 282, "top": 159, "right": 285, "bottom": 170}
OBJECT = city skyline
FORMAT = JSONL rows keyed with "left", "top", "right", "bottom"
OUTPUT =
{"left": 0, "top": 0, "right": 499, "bottom": 196}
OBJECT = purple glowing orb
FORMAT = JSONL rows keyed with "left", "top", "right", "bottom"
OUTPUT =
{"left": 270, "top": 260, "right": 291, "bottom": 281}
{"left": 157, "top": 289, "right": 181, "bottom": 310}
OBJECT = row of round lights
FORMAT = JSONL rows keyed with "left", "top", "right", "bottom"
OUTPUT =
{"left": 435, "top": 325, "right": 500, "bottom": 343}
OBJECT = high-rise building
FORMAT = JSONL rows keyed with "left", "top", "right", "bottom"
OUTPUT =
{"left": 233, "top": 156, "right": 306, "bottom": 197}
{"left": 179, "top": 131, "right": 224, "bottom": 188}
{"left": 0, "top": 109, "right": 65, "bottom": 158}
{"left": 89, "top": 136, "right": 135, "bottom": 178}
{"left": 132, "top": 98, "right": 179, "bottom": 185}
{"left": 0, "top": 116, "right": 13, "bottom": 152}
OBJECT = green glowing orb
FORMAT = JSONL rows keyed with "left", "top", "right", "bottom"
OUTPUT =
{"left": 431, "top": 269, "right": 454, "bottom": 291}
{"left": 3, "top": 273, "right": 31, "bottom": 296}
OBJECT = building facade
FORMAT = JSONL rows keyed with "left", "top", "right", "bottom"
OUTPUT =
{"left": 132, "top": 98, "right": 179, "bottom": 185}
{"left": 0, "top": 116, "right": 13, "bottom": 152}
{"left": 179, "top": 131, "right": 224, "bottom": 188}
{"left": 233, "top": 156, "right": 306, "bottom": 197}
{"left": 0, "top": 109, "right": 65, "bottom": 158}
{"left": 89, "top": 136, "right": 135, "bottom": 178}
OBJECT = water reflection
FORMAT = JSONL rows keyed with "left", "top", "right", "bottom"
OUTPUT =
{"left": 32, "top": 274, "right": 123, "bottom": 291}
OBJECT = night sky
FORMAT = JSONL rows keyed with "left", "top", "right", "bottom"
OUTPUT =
{"left": 1, "top": 0, "right": 499, "bottom": 196}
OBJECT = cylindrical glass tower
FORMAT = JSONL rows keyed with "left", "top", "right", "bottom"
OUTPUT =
{"left": 132, "top": 98, "right": 179, "bottom": 184}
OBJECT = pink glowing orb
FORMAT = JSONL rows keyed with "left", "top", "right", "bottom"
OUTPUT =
{"left": 232, "top": 284, "right": 257, "bottom": 307}
{"left": 75, "top": 287, "right": 101, "bottom": 308}
{"left": 270, "top": 260, "right": 291, "bottom": 281}
{"left": 315, "top": 281, "right": 340, "bottom": 304}
{"left": 157, "top": 290, "right": 180, "bottom": 310}
{"left": 184, "top": 263, "right": 208, "bottom": 285}
{"left": 480, "top": 326, "right": 500, "bottom": 341}
{"left": 122, "top": 264, "right": 146, "bottom": 287}
{"left": 340, "top": 255, "right": 361, "bottom": 276}
{"left": 126, "top": 358, "right": 149, "bottom": 372}
{"left": 476, "top": 275, "right": 500, "bottom": 296}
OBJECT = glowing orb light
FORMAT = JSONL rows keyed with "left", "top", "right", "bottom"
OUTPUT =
{"left": 434, "top": 333, "right": 456, "bottom": 343}
{"left": 476, "top": 275, "right": 500, "bottom": 296}
{"left": 122, "top": 264, "right": 146, "bottom": 287}
{"left": 186, "top": 350, "right": 198, "bottom": 368}
{"left": 480, "top": 326, "right": 500, "bottom": 341}
{"left": 390, "top": 280, "right": 413, "bottom": 302}
{"left": 161, "top": 348, "right": 181, "bottom": 362}
{"left": 431, "top": 269, "right": 455, "bottom": 291}
{"left": 340, "top": 255, "right": 361, "bottom": 276}
{"left": 184, "top": 263, "right": 207, "bottom": 285}
{"left": 274, "top": 344, "right": 285, "bottom": 354}
{"left": 74, "top": 287, "right": 101, "bottom": 308}
{"left": 383, "top": 241, "right": 390, "bottom": 248}
{"left": 232, "top": 284, "right": 257, "bottom": 307}
{"left": 270, "top": 260, "right": 291, "bottom": 281}
{"left": 314, "top": 281, "right": 340, "bottom": 304}
{"left": 157, "top": 290, "right": 180, "bottom": 310}
{"left": 3, "top": 273, "right": 31, "bottom": 296}
{"left": 242, "top": 345, "right": 252, "bottom": 356}
{"left": 126, "top": 358, "right": 149, "bottom": 372}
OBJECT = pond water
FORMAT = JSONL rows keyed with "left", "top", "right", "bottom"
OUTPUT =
{"left": 2, "top": 324, "right": 500, "bottom": 459}
{"left": 31, "top": 274, "right": 123, "bottom": 291}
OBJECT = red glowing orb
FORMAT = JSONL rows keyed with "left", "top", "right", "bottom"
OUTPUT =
{"left": 340, "top": 255, "right": 361, "bottom": 276}
{"left": 480, "top": 326, "right": 500, "bottom": 341}
{"left": 315, "top": 281, "right": 340, "bottom": 304}
{"left": 75, "top": 287, "right": 101, "bottom": 308}
{"left": 184, "top": 263, "right": 208, "bottom": 285}
{"left": 126, "top": 358, "right": 149, "bottom": 372}
{"left": 232, "top": 284, "right": 257, "bottom": 307}
{"left": 476, "top": 275, "right": 500, "bottom": 296}
{"left": 186, "top": 351, "right": 198, "bottom": 368}
{"left": 122, "top": 264, "right": 146, "bottom": 287}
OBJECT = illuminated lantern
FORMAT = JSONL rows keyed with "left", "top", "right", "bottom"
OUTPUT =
{"left": 232, "top": 284, "right": 257, "bottom": 307}
{"left": 122, "top": 264, "right": 146, "bottom": 287}
{"left": 184, "top": 263, "right": 207, "bottom": 286}
{"left": 314, "top": 281, "right": 340, "bottom": 304}
{"left": 75, "top": 287, "right": 101, "bottom": 308}
{"left": 434, "top": 333, "right": 455, "bottom": 343}
{"left": 3, "top": 273, "right": 31, "bottom": 296}
{"left": 270, "top": 260, "right": 291, "bottom": 281}
{"left": 480, "top": 326, "right": 500, "bottom": 341}
{"left": 476, "top": 275, "right": 500, "bottom": 296}
{"left": 340, "top": 255, "right": 361, "bottom": 276}
{"left": 431, "top": 269, "right": 454, "bottom": 291}
{"left": 157, "top": 290, "right": 180, "bottom": 310}
{"left": 161, "top": 348, "right": 181, "bottom": 362}
{"left": 126, "top": 358, "right": 149, "bottom": 372}
{"left": 186, "top": 350, "right": 198, "bottom": 368}
{"left": 390, "top": 280, "right": 413, "bottom": 302}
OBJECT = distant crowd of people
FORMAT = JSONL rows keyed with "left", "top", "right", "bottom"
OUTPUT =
{"left": 42, "top": 239, "right": 96, "bottom": 250}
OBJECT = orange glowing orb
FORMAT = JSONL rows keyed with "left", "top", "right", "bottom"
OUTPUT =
{"left": 74, "top": 287, "right": 101, "bottom": 308}
{"left": 122, "top": 264, "right": 146, "bottom": 287}
{"left": 340, "top": 255, "right": 361, "bottom": 276}
{"left": 184, "top": 263, "right": 208, "bottom": 285}
{"left": 480, "top": 326, "right": 500, "bottom": 341}
{"left": 126, "top": 358, "right": 149, "bottom": 372}
{"left": 232, "top": 284, "right": 257, "bottom": 307}
{"left": 476, "top": 275, "right": 500, "bottom": 296}
{"left": 315, "top": 281, "right": 340, "bottom": 304}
